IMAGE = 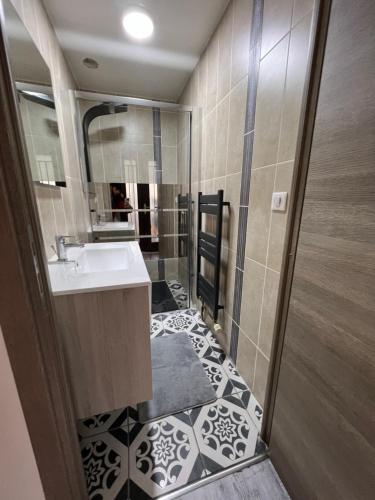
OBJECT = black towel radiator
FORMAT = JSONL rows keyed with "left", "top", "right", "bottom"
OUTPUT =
{"left": 196, "top": 190, "right": 229, "bottom": 321}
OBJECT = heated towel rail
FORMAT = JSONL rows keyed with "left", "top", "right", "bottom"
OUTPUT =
{"left": 196, "top": 190, "right": 229, "bottom": 321}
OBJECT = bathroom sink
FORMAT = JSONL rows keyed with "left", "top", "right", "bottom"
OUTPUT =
{"left": 48, "top": 241, "right": 150, "bottom": 295}
{"left": 75, "top": 245, "right": 130, "bottom": 273}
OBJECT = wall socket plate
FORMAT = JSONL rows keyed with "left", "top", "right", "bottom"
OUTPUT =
{"left": 271, "top": 191, "right": 288, "bottom": 211}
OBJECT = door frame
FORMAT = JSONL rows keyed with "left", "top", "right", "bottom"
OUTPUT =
{"left": 0, "top": 20, "right": 87, "bottom": 500}
{"left": 261, "top": 0, "right": 332, "bottom": 443}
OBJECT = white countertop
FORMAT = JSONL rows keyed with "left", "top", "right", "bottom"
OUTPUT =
{"left": 48, "top": 241, "right": 150, "bottom": 296}
{"left": 92, "top": 222, "right": 135, "bottom": 232}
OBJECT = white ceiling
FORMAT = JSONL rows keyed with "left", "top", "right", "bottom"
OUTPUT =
{"left": 43, "top": 0, "right": 230, "bottom": 102}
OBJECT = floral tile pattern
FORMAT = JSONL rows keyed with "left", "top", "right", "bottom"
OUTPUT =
{"left": 80, "top": 428, "right": 129, "bottom": 499}
{"left": 190, "top": 395, "right": 259, "bottom": 475}
{"left": 79, "top": 308, "right": 265, "bottom": 499}
{"left": 128, "top": 412, "right": 205, "bottom": 499}
{"left": 162, "top": 312, "right": 196, "bottom": 333}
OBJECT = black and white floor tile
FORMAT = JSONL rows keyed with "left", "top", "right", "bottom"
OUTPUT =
{"left": 189, "top": 395, "right": 259, "bottom": 475}
{"left": 80, "top": 428, "right": 129, "bottom": 500}
{"left": 78, "top": 407, "right": 128, "bottom": 439}
{"left": 200, "top": 357, "right": 236, "bottom": 398}
{"left": 128, "top": 412, "right": 205, "bottom": 499}
{"left": 79, "top": 308, "right": 265, "bottom": 499}
{"left": 166, "top": 279, "right": 188, "bottom": 310}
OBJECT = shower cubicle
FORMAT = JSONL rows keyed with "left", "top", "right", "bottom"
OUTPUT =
{"left": 77, "top": 93, "right": 191, "bottom": 313}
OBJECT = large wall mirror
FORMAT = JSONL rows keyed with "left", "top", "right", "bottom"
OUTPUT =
{"left": 2, "top": 0, "right": 66, "bottom": 187}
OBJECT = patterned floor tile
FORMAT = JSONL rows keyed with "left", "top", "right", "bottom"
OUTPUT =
{"left": 190, "top": 395, "right": 259, "bottom": 475}
{"left": 234, "top": 390, "right": 263, "bottom": 431}
{"left": 128, "top": 412, "right": 205, "bottom": 499}
{"left": 189, "top": 321, "right": 209, "bottom": 337}
{"left": 78, "top": 407, "right": 128, "bottom": 439}
{"left": 80, "top": 428, "right": 129, "bottom": 499}
{"left": 162, "top": 312, "right": 197, "bottom": 333}
{"left": 166, "top": 279, "right": 188, "bottom": 310}
{"left": 187, "top": 330, "right": 212, "bottom": 358}
{"left": 222, "top": 358, "right": 249, "bottom": 394}
{"left": 150, "top": 316, "right": 165, "bottom": 339}
{"left": 200, "top": 358, "right": 235, "bottom": 398}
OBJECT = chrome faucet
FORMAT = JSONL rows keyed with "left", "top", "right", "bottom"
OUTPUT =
{"left": 55, "top": 235, "right": 84, "bottom": 261}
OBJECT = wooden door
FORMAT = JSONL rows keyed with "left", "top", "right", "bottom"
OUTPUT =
{"left": 269, "top": 0, "right": 375, "bottom": 498}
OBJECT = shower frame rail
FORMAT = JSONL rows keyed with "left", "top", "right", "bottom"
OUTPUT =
{"left": 196, "top": 190, "right": 229, "bottom": 322}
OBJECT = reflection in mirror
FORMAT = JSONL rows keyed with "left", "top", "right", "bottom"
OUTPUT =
{"left": 2, "top": 0, "right": 66, "bottom": 187}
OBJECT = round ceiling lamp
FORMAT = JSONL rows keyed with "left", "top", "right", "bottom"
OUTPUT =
{"left": 122, "top": 9, "right": 154, "bottom": 40}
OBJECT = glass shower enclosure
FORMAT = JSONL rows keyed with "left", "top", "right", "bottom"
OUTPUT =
{"left": 77, "top": 94, "right": 191, "bottom": 314}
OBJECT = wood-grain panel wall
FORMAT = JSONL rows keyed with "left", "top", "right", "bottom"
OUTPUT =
{"left": 269, "top": 0, "right": 375, "bottom": 498}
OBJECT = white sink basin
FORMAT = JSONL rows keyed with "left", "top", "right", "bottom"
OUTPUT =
{"left": 76, "top": 245, "right": 130, "bottom": 274}
{"left": 48, "top": 241, "right": 150, "bottom": 296}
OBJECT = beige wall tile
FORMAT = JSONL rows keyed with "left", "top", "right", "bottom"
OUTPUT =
{"left": 292, "top": 0, "right": 314, "bottom": 26}
{"left": 227, "top": 77, "right": 247, "bottom": 175}
{"left": 252, "top": 36, "right": 289, "bottom": 169}
{"left": 99, "top": 114, "right": 120, "bottom": 142}
{"left": 258, "top": 268, "right": 280, "bottom": 358}
{"left": 198, "top": 52, "right": 208, "bottom": 112}
{"left": 246, "top": 165, "right": 275, "bottom": 265}
{"left": 261, "top": 0, "right": 293, "bottom": 58}
{"left": 135, "top": 108, "right": 153, "bottom": 144}
{"left": 240, "top": 258, "right": 265, "bottom": 344}
{"left": 137, "top": 144, "right": 154, "bottom": 184}
{"left": 162, "top": 146, "right": 178, "bottom": 184}
{"left": 267, "top": 161, "right": 294, "bottom": 271}
{"left": 161, "top": 111, "right": 178, "bottom": 147}
{"left": 237, "top": 329, "right": 257, "bottom": 389}
{"left": 117, "top": 106, "right": 138, "bottom": 142}
{"left": 277, "top": 12, "right": 312, "bottom": 162}
{"left": 207, "top": 34, "right": 219, "bottom": 112}
{"left": 231, "top": 0, "right": 252, "bottom": 87}
{"left": 204, "top": 111, "right": 217, "bottom": 180}
{"left": 103, "top": 142, "right": 122, "bottom": 182}
{"left": 217, "top": 3, "right": 233, "bottom": 102}
{"left": 89, "top": 143, "right": 105, "bottom": 182}
{"left": 253, "top": 350, "right": 269, "bottom": 406}
{"left": 215, "top": 95, "right": 230, "bottom": 178}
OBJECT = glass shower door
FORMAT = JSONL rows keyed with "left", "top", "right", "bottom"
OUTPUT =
{"left": 80, "top": 99, "right": 191, "bottom": 313}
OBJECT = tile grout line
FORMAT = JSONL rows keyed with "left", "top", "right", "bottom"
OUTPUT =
{"left": 230, "top": 0, "right": 264, "bottom": 362}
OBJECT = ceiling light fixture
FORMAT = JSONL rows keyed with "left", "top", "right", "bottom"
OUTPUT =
{"left": 122, "top": 9, "right": 154, "bottom": 40}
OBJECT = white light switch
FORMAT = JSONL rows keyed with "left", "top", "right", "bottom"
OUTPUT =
{"left": 271, "top": 192, "right": 288, "bottom": 211}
